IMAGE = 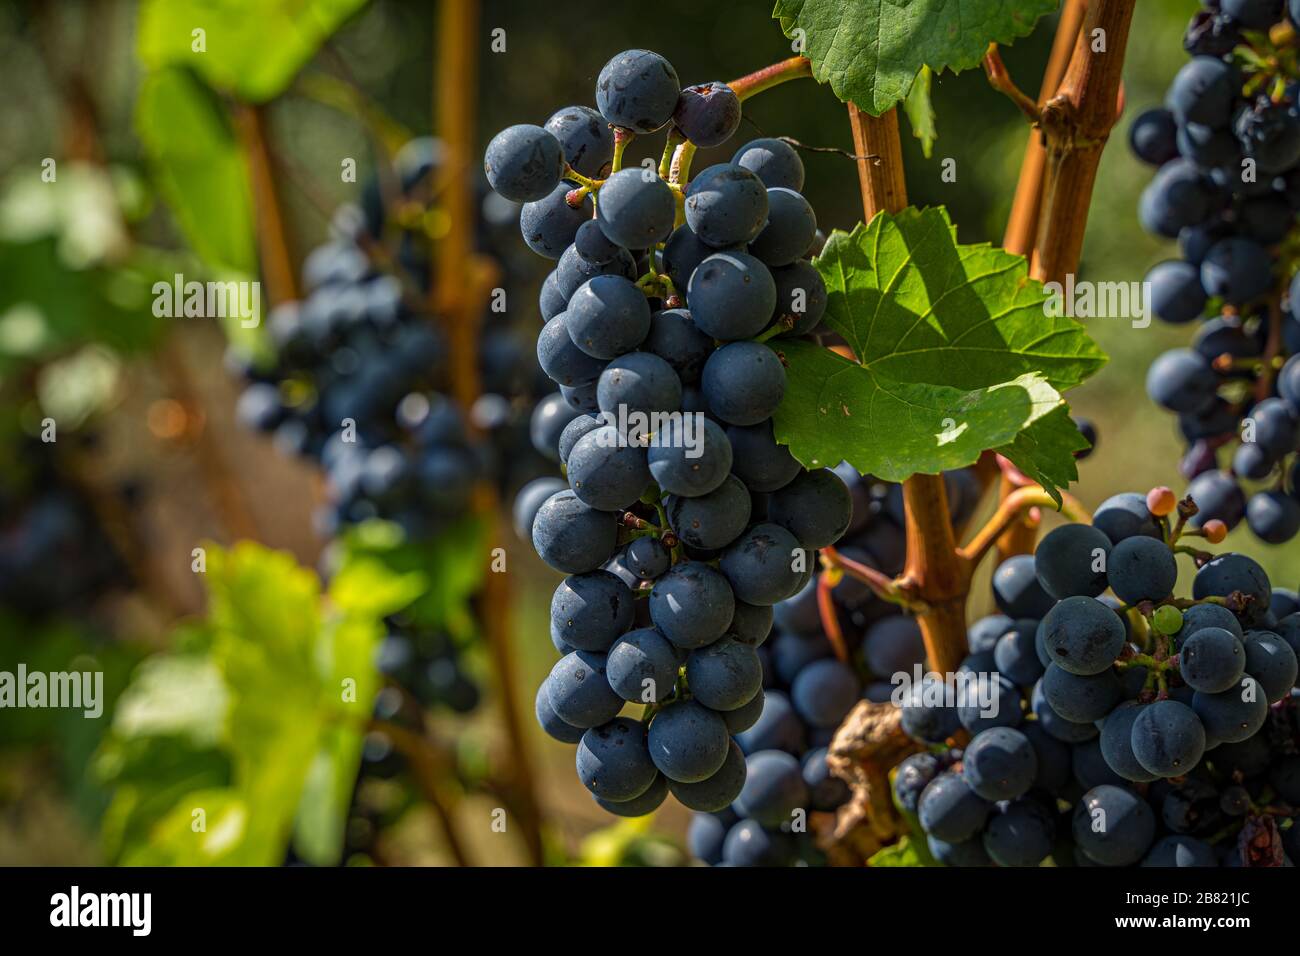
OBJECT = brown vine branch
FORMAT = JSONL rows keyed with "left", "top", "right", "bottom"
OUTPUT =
{"left": 845, "top": 105, "right": 969, "bottom": 676}
{"left": 232, "top": 103, "right": 299, "bottom": 307}
{"left": 432, "top": 0, "right": 545, "bottom": 868}
{"left": 816, "top": 570, "right": 850, "bottom": 664}
{"left": 1033, "top": 0, "right": 1137, "bottom": 283}
{"left": 369, "top": 718, "right": 472, "bottom": 867}
{"left": 1003, "top": 0, "right": 1088, "bottom": 257}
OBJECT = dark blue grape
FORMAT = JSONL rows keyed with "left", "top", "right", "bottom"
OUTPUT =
{"left": 687, "top": 251, "right": 778, "bottom": 340}
{"left": 555, "top": 242, "right": 637, "bottom": 298}
{"left": 719, "top": 522, "right": 804, "bottom": 606}
{"left": 749, "top": 187, "right": 816, "bottom": 267}
{"left": 672, "top": 81, "right": 741, "bottom": 148}
{"left": 535, "top": 682, "right": 585, "bottom": 743}
{"left": 962, "top": 726, "right": 1037, "bottom": 801}
{"left": 669, "top": 739, "right": 746, "bottom": 812}
{"left": 665, "top": 474, "right": 751, "bottom": 550}
{"left": 1186, "top": 470, "right": 1247, "bottom": 530}
{"left": 573, "top": 218, "right": 622, "bottom": 265}
{"left": 684, "top": 164, "right": 769, "bottom": 248}
{"left": 686, "top": 637, "right": 763, "bottom": 711}
{"left": 1242, "top": 629, "right": 1298, "bottom": 701}
{"left": 1146, "top": 348, "right": 1220, "bottom": 414}
{"left": 597, "top": 352, "right": 683, "bottom": 418}
{"left": 1031, "top": 680, "right": 1097, "bottom": 742}
{"left": 1129, "top": 107, "right": 1180, "bottom": 165}
{"left": 595, "top": 772, "right": 669, "bottom": 817}
{"left": 722, "top": 818, "right": 795, "bottom": 866}
{"left": 519, "top": 180, "right": 590, "bottom": 258}
{"left": 1034, "top": 523, "right": 1113, "bottom": 599}
{"left": 1192, "top": 676, "right": 1269, "bottom": 742}
{"left": 564, "top": 274, "right": 651, "bottom": 359}
{"left": 770, "top": 260, "right": 828, "bottom": 335}
{"left": 982, "top": 798, "right": 1056, "bottom": 867}
{"left": 1108, "top": 535, "right": 1178, "bottom": 604}
{"left": 959, "top": 675, "right": 1025, "bottom": 734}
{"left": 1200, "top": 238, "right": 1273, "bottom": 304}
{"left": 1072, "top": 784, "right": 1156, "bottom": 866}
{"left": 624, "top": 536, "right": 670, "bottom": 580}
{"left": 1179, "top": 625, "right": 1245, "bottom": 693}
{"left": 893, "top": 752, "right": 941, "bottom": 813}
{"left": 700, "top": 342, "right": 785, "bottom": 427}
{"left": 992, "top": 554, "right": 1056, "bottom": 619}
{"left": 532, "top": 489, "right": 618, "bottom": 573}
{"left": 566, "top": 426, "right": 650, "bottom": 510}
{"left": 557, "top": 413, "right": 603, "bottom": 464}
{"left": 596, "top": 168, "right": 676, "bottom": 248}
{"left": 918, "top": 772, "right": 991, "bottom": 843}
{"left": 550, "top": 569, "right": 635, "bottom": 652}
{"left": 513, "top": 476, "right": 567, "bottom": 539}
{"left": 576, "top": 716, "right": 658, "bottom": 800}
{"left": 483, "top": 124, "right": 563, "bottom": 202}
{"left": 1093, "top": 492, "right": 1161, "bottom": 543}
{"left": 725, "top": 420, "right": 802, "bottom": 492}
{"left": 1193, "top": 552, "right": 1271, "bottom": 620}
{"left": 735, "top": 749, "right": 809, "bottom": 827}
{"left": 642, "top": 308, "right": 713, "bottom": 385}
{"left": 1246, "top": 490, "right": 1300, "bottom": 543}
{"left": 607, "top": 627, "right": 679, "bottom": 703}
{"left": 1139, "top": 159, "right": 1216, "bottom": 237}
{"left": 1042, "top": 663, "right": 1123, "bottom": 723}
{"left": 537, "top": 314, "right": 606, "bottom": 387}
{"left": 734, "top": 689, "right": 806, "bottom": 755}
{"left": 647, "top": 699, "right": 729, "bottom": 783}
{"left": 731, "top": 138, "right": 804, "bottom": 190}
{"left": 790, "top": 658, "right": 860, "bottom": 728}
{"left": 1166, "top": 56, "right": 1240, "bottom": 127}
{"left": 546, "top": 649, "right": 624, "bottom": 728}
{"left": 596, "top": 49, "right": 680, "bottom": 134}
{"left": 649, "top": 561, "right": 735, "bottom": 649}
{"left": 802, "top": 746, "right": 850, "bottom": 811}
{"left": 1146, "top": 259, "right": 1208, "bottom": 323}
{"left": 545, "top": 105, "right": 614, "bottom": 178}
{"left": 1131, "top": 699, "right": 1206, "bottom": 777}
{"left": 647, "top": 416, "right": 732, "bottom": 497}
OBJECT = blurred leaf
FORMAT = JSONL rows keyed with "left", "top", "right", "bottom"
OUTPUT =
{"left": 773, "top": 207, "right": 1105, "bottom": 500}
{"left": 340, "top": 516, "right": 487, "bottom": 635}
{"left": 120, "top": 789, "right": 257, "bottom": 865}
{"left": 0, "top": 238, "right": 167, "bottom": 370}
{"left": 137, "top": 0, "right": 368, "bottom": 104}
{"left": 100, "top": 542, "right": 405, "bottom": 866}
{"left": 773, "top": 0, "right": 1056, "bottom": 114}
{"left": 136, "top": 67, "right": 256, "bottom": 273}
{"left": 329, "top": 553, "right": 426, "bottom": 620}
{"left": 903, "top": 66, "right": 937, "bottom": 158}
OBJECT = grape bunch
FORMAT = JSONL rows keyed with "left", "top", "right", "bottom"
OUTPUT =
{"left": 0, "top": 436, "right": 129, "bottom": 620}
{"left": 895, "top": 486, "right": 1300, "bottom": 866}
{"left": 492, "top": 47, "right": 863, "bottom": 821}
{"left": 230, "top": 138, "right": 549, "bottom": 723}
{"left": 1132, "top": 2, "right": 1300, "bottom": 544}
{"left": 230, "top": 137, "right": 549, "bottom": 542}
{"left": 687, "top": 466, "right": 978, "bottom": 866}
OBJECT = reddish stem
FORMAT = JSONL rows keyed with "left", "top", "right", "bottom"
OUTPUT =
{"left": 816, "top": 572, "right": 849, "bottom": 665}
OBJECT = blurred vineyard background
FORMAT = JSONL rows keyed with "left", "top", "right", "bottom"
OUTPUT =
{"left": 0, "top": 0, "right": 1290, "bottom": 866}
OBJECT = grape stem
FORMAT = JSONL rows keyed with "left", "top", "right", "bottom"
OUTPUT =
{"left": 1033, "top": 0, "right": 1137, "bottom": 283}
{"left": 815, "top": 570, "right": 850, "bottom": 664}
{"left": 821, "top": 546, "right": 921, "bottom": 611}
{"left": 958, "top": 484, "right": 1091, "bottom": 567}
{"left": 728, "top": 55, "right": 813, "bottom": 101}
{"left": 982, "top": 45, "right": 1041, "bottom": 123}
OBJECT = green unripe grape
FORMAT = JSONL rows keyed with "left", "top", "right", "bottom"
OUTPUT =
{"left": 1152, "top": 604, "right": 1183, "bottom": 636}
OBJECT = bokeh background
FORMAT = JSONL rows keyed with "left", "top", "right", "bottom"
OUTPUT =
{"left": 0, "top": 0, "right": 1288, "bottom": 866}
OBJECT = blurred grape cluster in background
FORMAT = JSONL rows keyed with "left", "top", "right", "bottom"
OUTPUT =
{"left": 0, "top": 0, "right": 1287, "bottom": 867}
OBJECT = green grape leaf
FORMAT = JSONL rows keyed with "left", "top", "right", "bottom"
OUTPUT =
{"left": 902, "top": 66, "right": 937, "bottom": 158}
{"left": 136, "top": 68, "right": 256, "bottom": 273}
{"left": 995, "top": 404, "right": 1091, "bottom": 498}
{"left": 137, "top": 0, "right": 367, "bottom": 103}
{"left": 772, "top": 207, "right": 1105, "bottom": 501}
{"left": 773, "top": 0, "right": 1057, "bottom": 114}
{"left": 868, "top": 835, "right": 927, "bottom": 867}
